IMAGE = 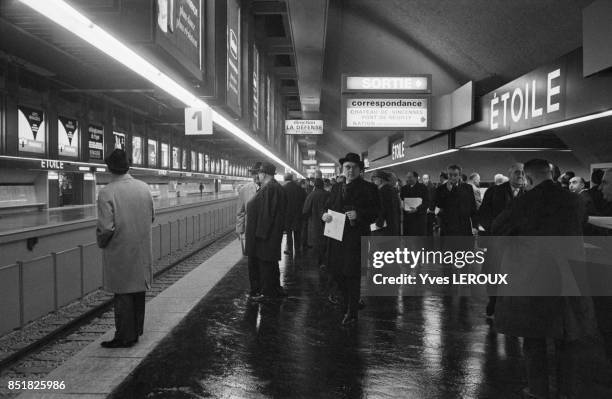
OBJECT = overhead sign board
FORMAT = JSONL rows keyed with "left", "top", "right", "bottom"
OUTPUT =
{"left": 302, "top": 159, "right": 318, "bottom": 165}
{"left": 342, "top": 96, "right": 430, "bottom": 130}
{"left": 155, "top": 0, "right": 202, "bottom": 77}
{"left": 342, "top": 75, "right": 431, "bottom": 94}
{"left": 226, "top": 0, "right": 241, "bottom": 116}
{"left": 285, "top": 120, "right": 324, "bottom": 135}
{"left": 391, "top": 138, "right": 405, "bottom": 161}
{"left": 185, "top": 106, "right": 213, "bottom": 135}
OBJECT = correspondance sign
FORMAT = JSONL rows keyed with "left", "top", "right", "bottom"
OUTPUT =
{"left": 342, "top": 96, "right": 430, "bottom": 130}
{"left": 456, "top": 48, "right": 612, "bottom": 147}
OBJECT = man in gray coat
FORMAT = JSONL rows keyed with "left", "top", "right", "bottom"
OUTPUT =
{"left": 97, "top": 149, "right": 154, "bottom": 348}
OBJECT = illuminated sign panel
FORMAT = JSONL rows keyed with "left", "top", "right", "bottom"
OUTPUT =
{"left": 344, "top": 76, "right": 431, "bottom": 93}
{"left": 226, "top": 0, "right": 241, "bottom": 116}
{"left": 391, "top": 139, "right": 405, "bottom": 161}
{"left": 285, "top": 120, "right": 324, "bottom": 135}
{"left": 344, "top": 75, "right": 431, "bottom": 93}
{"left": 302, "top": 159, "right": 318, "bottom": 165}
{"left": 343, "top": 97, "right": 429, "bottom": 130}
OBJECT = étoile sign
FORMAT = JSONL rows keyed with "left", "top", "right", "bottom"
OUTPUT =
{"left": 484, "top": 62, "right": 565, "bottom": 133}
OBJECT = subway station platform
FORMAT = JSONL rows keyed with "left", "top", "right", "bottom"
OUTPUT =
{"left": 13, "top": 238, "right": 612, "bottom": 399}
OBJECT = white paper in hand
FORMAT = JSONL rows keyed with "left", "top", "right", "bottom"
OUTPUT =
{"left": 324, "top": 210, "right": 346, "bottom": 241}
{"left": 370, "top": 221, "right": 387, "bottom": 232}
{"left": 588, "top": 216, "right": 612, "bottom": 229}
{"left": 403, "top": 197, "right": 422, "bottom": 211}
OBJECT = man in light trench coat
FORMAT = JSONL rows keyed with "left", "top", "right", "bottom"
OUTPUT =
{"left": 96, "top": 149, "right": 154, "bottom": 348}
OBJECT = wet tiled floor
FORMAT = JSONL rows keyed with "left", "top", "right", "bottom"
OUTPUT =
{"left": 112, "top": 250, "right": 612, "bottom": 399}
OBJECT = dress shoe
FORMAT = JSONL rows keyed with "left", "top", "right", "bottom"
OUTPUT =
{"left": 101, "top": 339, "right": 136, "bottom": 348}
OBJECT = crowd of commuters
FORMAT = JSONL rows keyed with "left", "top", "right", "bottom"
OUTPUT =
{"left": 233, "top": 152, "right": 612, "bottom": 399}
{"left": 95, "top": 148, "right": 612, "bottom": 398}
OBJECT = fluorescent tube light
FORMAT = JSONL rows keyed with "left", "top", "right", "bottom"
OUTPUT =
{"left": 19, "top": 0, "right": 302, "bottom": 177}
{"left": 365, "top": 149, "right": 459, "bottom": 172}
{"left": 461, "top": 110, "right": 612, "bottom": 149}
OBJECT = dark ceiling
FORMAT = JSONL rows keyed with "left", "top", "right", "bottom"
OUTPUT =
{"left": 315, "top": 0, "right": 594, "bottom": 162}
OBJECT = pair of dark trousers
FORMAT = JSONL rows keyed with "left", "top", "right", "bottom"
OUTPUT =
{"left": 403, "top": 213, "right": 427, "bottom": 236}
{"left": 523, "top": 337, "right": 579, "bottom": 398}
{"left": 338, "top": 275, "right": 360, "bottom": 317}
{"left": 247, "top": 256, "right": 261, "bottom": 295}
{"left": 256, "top": 258, "right": 280, "bottom": 296}
{"left": 285, "top": 227, "right": 302, "bottom": 254}
{"left": 113, "top": 292, "right": 145, "bottom": 343}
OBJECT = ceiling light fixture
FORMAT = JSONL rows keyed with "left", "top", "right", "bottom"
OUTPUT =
{"left": 461, "top": 109, "right": 612, "bottom": 149}
{"left": 19, "top": 0, "right": 302, "bottom": 177}
{"left": 365, "top": 149, "right": 459, "bottom": 172}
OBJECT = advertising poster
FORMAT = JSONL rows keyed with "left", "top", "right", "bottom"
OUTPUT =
{"left": 226, "top": 0, "right": 241, "bottom": 115}
{"left": 205, "top": 154, "right": 210, "bottom": 172}
{"left": 155, "top": 0, "right": 201, "bottom": 74}
{"left": 172, "top": 146, "right": 180, "bottom": 169}
{"left": 198, "top": 152, "right": 203, "bottom": 172}
{"left": 148, "top": 139, "right": 158, "bottom": 167}
{"left": 18, "top": 106, "right": 46, "bottom": 154}
{"left": 182, "top": 149, "right": 188, "bottom": 170}
{"left": 132, "top": 136, "right": 143, "bottom": 165}
{"left": 161, "top": 143, "right": 169, "bottom": 168}
{"left": 191, "top": 150, "right": 196, "bottom": 171}
{"left": 88, "top": 124, "right": 104, "bottom": 161}
{"left": 113, "top": 131, "right": 126, "bottom": 150}
{"left": 58, "top": 116, "right": 79, "bottom": 158}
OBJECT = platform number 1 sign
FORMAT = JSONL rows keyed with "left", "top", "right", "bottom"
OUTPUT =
{"left": 185, "top": 106, "right": 213, "bottom": 135}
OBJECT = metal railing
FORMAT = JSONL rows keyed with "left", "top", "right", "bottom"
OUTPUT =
{"left": 0, "top": 200, "right": 237, "bottom": 336}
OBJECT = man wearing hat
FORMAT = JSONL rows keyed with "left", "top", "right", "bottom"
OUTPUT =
{"left": 371, "top": 169, "right": 401, "bottom": 236}
{"left": 96, "top": 149, "right": 154, "bottom": 348}
{"left": 322, "top": 153, "right": 379, "bottom": 325}
{"left": 236, "top": 161, "right": 262, "bottom": 297}
{"left": 245, "top": 162, "right": 287, "bottom": 301}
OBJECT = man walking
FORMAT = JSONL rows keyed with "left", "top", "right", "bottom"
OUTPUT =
{"left": 97, "top": 149, "right": 154, "bottom": 348}
{"left": 432, "top": 164, "right": 477, "bottom": 237}
{"left": 245, "top": 162, "right": 287, "bottom": 301}
{"left": 236, "top": 162, "right": 261, "bottom": 297}
{"left": 323, "top": 153, "right": 379, "bottom": 325}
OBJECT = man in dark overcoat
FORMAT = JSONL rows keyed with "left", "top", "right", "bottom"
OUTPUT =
{"left": 322, "top": 153, "right": 379, "bottom": 325}
{"left": 400, "top": 171, "right": 430, "bottom": 236}
{"left": 371, "top": 169, "right": 401, "bottom": 236}
{"left": 478, "top": 163, "right": 525, "bottom": 317}
{"left": 283, "top": 173, "right": 307, "bottom": 255}
{"left": 302, "top": 178, "right": 330, "bottom": 267}
{"left": 491, "top": 159, "right": 595, "bottom": 399}
{"left": 245, "top": 162, "right": 287, "bottom": 301}
{"left": 432, "top": 164, "right": 477, "bottom": 237}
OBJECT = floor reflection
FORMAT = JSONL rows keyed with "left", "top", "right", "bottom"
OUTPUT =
{"left": 112, "top": 243, "right": 612, "bottom": 399}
